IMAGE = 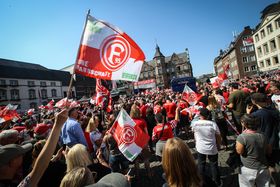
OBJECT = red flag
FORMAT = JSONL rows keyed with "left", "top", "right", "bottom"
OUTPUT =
{"left": 46, "top": 99, "right": 55, "bottom": 110}
{"left": 109, "top": 108, "right": 149, "bottom": 161}
{"left": 27, "top": 108, "right": 35, "bottom": 116}
{"left": 0, "top": 104, "right": 20, "bottom": 123}
{"left": 74, "top": 14, "right": 145, "bottom": 82}
{"left": 55, "top": 98, "right": 72, "bottom": 109}
{"left": 182, "top": 84, "right": 198, "bottom": 106}
{"left": 96, "top": 79, "right": 112, "bottom": 112}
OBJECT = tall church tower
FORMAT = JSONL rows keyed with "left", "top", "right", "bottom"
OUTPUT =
{"left": 153, "top": 44, "right": 168, "bottom": 88}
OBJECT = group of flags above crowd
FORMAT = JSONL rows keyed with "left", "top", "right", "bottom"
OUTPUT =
{"left": 0, "top": 11, "right": 231, "bottom": 162}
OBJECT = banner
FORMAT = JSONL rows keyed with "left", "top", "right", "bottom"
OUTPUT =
{"left": 74, "top": 15, "right": 145, "bottom": 82}
{"left": 109, "top": 108, "right": 149, "bottom": 161}
{"left": 182, "top": 84, "right": 198, "bottom": 106}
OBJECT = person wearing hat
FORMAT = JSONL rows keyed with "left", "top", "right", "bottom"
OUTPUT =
{"left": 0, "top": 143, "right": 32, "bottom": 186}
{"left": 191, "top": 107, "right": 222, "bottom": 186}
{"left": 60, "top": 107, "right": 88, "bottom": 148}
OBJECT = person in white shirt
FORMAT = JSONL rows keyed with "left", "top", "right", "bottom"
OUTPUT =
{"left": 270, "top": 82, "right": 280, "bottom": 112}
{"left": 191, "top": 107, "right": 222, "bottom": 186}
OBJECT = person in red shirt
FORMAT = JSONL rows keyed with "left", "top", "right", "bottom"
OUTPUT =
{"left": 152, "top": 107, "right": 180, "bottom": 161}
{"left": 163, "top": 98, "right": 176, "bottom": 121}
{"left": 140, "top": 99, "right": 148, "bottom": 119}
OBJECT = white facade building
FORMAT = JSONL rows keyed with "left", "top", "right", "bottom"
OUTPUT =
{"left": 0, "top": 58, "right": 74, "bottom": 112}
{"left": 253, "top": 9, "right": 280, "bottom": 72}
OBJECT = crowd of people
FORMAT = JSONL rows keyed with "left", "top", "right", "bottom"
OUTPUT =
{"left": 0, "top": 72, "right": 280, "bottom": 187}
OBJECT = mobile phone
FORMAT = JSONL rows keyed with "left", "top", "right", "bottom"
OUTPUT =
{"left": 62, "top": 144, "right": 66, "bottom": 151}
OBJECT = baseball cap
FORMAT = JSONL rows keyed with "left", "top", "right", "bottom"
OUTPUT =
{"left": 34, "top": 123, "right": 51, "bottom": 135}
{"left": 0, "top": 143, "right": 32, "bottom": 167}
{"left": 86, "top": 173, "right": 130, "bottom": 187}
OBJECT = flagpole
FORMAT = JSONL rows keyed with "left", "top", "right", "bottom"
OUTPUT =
{"left": 67, "top": 9, "right": 91, "bottom": 100}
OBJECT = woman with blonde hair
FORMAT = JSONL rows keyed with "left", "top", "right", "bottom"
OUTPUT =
{"left": 162, "top": 138, "right": 201, "bottom": 187}
{"left": 65, "top": 144, "right": 92, "bottom": 172}
{"left": 60, "top": 166, "right": 94, "bottom": 187}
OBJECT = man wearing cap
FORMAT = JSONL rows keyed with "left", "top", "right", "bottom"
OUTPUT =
{"left": 0, "top": 143, "right": 32, "bottom": 186}
{"left": 191, "top": 108, "right": 222, "bottom": 186}
{"left": 227, "top": 82, "right": 247, "bottom": 133}
{"left": 60, "top": 107, "right": 88, "bottom": 148}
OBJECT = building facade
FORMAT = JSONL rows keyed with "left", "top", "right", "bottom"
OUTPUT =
{"left": 0, "top": 59, "right": 74, "bottom": 112}
{"left": 214, "top": 26, "right": 258, "bottom": 79}
{"left": 137, "top": 45, "right": 193, "bottom": 89}
{"left": 253, "top": 2, "right": 280, "bottom": 72}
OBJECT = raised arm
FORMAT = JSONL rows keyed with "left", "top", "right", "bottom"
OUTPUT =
{"left": 28, "top": 109, "right": 68, "bottom": 187}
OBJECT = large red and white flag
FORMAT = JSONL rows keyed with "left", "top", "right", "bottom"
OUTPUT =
{"left": 109, "top": 108, "right": 149, "bottom": 161}
{"left": 0, "top": 104, "right": 20, "bottom": 123}
{"left": 182, "top": 84, "right": 198, "bottom": 106}
{"left": 74, "top": 14, "right": 145, "bottom": 82}
{"left": 95, "top": 79, "right": 112, "bottom": 112}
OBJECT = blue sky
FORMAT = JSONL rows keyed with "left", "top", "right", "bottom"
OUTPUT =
{"left": 0, "top": 0, "right": 277, "bottom": 77}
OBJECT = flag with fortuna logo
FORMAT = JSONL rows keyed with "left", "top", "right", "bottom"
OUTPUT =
{"left": 109, "top": 108, "right": 149, "bottom": 162}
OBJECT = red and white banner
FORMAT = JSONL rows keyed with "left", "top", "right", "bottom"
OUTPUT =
{"left": 134, "top": 79, "right": 156, "bottom": 89}
{"left": 0, "top": 104, "right": 20, "bottom": 123}
{"left": 109, "top": 108, "right": 149, "bottom": 161}
{"left": 74, "top": 15, "right": 145, "bottom": 82}
{"left": 243, "top": 37, "right": 253, "bottom": 46}
{"left": 182, "top": 84, "right": 198, "bottom": 106}
{"left": 27, "top": 108, "right": 35, "bottom": 116}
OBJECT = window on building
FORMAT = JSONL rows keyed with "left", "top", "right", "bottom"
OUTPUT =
{"left": 30, "top": 102, "right": 37, "bottom": 109}
{"left": 270, "top": 39, "right": 277, "bottom": 51}
{"left": 260, "top": 61, "right": 264, "bottom": 67}
{"left": 28, "top": 81, "right": 35, "bottom": 87}
{"left": 140, "top": 74, "right": 143, "bottom": 79}
{"left": 267, "top": 24, "right": 273, "bottom": 34}
{"left": 266, "top": 59, "right": 271, "bottom": 66}
{"left": 0, "top": 89, "right": 7, "bottom": 101}
{"left": 240, "top": 47, "right": 247, "bottom": 53}
{"left": 242, "top": 57, "right": 248, "bottom": 63}
{"left": 244, "top": 67, "right": 249, "bottom": 72}
{"left": 251, "top": 65, "right": 256, "bottom": 71}
{"left": 40, "top": 81, "right": 46, "bottom": 87}
{"left": 29, "top": 89, "right": 36, "bottom": 99}
{"left": 273, "top": 56, "right": 279, "bottom": 64}
{"left": 250, "top": 55, "right": 256, "bottom": 62}
{"left": 263, "top": 44, "right": 269, "bottom": 54}
{"left": 10, "top": 89, "right": 20, "bottom": 100}
{"left": 257, "top": 47, "right": 262, "bottom": 57}
{"left": 41, "top": 89, "right": 47, "bottom": 99}
{"left": 10, "top": 80, "right": 18, "bottom": 86}
{"left": 176, "top": 66, "right": 181, "bottom": 71}
{"left": 260, "top": 29, "right": 265, "bottom": 38}
{"left": 51, "top": 89, "right": 57, "bottom": 97}
{"left": 0, "top": 80, "right": 6, "bottom": 87}
{"left": 275, "top": 18, "right": 280, "bottom": 29}
{"left": 247, "top": 45, "right": 254, "bottom": 52}
{"left": 255, "top": 34, "right": 259, "bottom": 42}
{"left": 50, "top": 82, "right": 56, "bottom": 86}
